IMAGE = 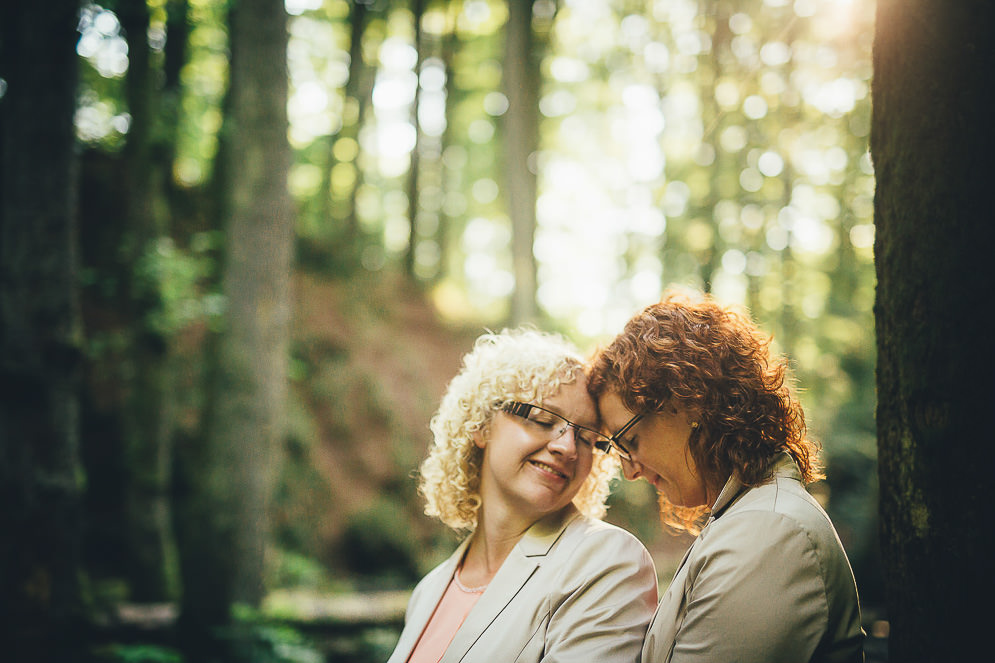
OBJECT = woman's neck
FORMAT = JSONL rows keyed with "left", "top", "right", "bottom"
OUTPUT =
{"left": 459, "top": 505, "right": 537, "bottom": 587}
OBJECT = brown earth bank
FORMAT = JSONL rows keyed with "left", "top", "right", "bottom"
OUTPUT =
{"left": 281, "top": 269, "right": 479, "bottom": 586}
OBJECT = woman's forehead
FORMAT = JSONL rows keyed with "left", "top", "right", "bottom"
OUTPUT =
{"left": 596, "top": 390, "right": 635, "bottom": 424}
{"left": 541, "top": 379, "right": 598, "bottom": 419}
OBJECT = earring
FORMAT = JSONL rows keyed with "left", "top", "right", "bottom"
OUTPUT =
{"left": 690, "top": 421, "right": 699, "bottom": 429}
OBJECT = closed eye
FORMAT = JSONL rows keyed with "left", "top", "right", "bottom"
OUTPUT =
{"left": 526, "top": 414, "right": 559, "bottom": 428}
{"left": 617, "top": 436, "right": 636, "bottom": 455}
{"left": 504, "top": 402, "right": 606, "bottom": 453}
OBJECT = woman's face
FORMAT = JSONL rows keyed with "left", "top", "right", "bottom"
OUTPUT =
{"left": 598, "top": 390, "right": 709, "bottom": 508}
{"left": 475, "top": 376, "right": 597, "bottom": 527}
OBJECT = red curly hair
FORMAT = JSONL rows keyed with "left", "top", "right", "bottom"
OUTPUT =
{"left": 588, "top": 289, "right": 823, "bottom": 532}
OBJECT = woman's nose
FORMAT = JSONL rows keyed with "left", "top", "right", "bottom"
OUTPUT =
{"left": 547, "top": 425, "right": 579, "bottom": 459}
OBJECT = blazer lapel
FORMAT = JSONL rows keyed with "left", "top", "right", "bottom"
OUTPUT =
{"left": 441, "top": 506, "right": 579, "bottom": 663}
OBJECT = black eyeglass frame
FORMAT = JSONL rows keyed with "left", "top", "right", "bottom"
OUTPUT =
{"left": 501, "top": 401, "right": 611, "bottom": 454}
{"left": 603, "top": 413, "right": 643, "bottom": 461}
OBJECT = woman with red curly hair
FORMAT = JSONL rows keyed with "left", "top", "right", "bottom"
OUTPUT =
{"left": 588, "top": 289, "right": 864, "bottom": 663}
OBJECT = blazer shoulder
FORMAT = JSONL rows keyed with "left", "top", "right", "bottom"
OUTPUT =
{"left": 565, "top": 515, "right": 650, "bottom": 551}
{"left": 549, "top": 516, "right": 656, "bottom": 584}
{"left": 701, "top": 489, "right": 852, "bottom": 581}
{"left": 725, "top": 476, "right": 836, "bottom": 534}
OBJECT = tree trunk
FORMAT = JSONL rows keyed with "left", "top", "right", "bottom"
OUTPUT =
{"left": 428, "top": 3, "right": 462, "bottom": 286}
{"left": 872, "top": 1, "right": 995, "bottom": 659}
{"left": 176, "top": 0, "right": 295, "bottom": 645}
{"left": 161, "top": 0, "right": 191, "bottom": 222}
{"left": 503, "top": 0, "right": 539, "bottom": 325}
{"left": 692, "top": 4, "right": 730, "bottom": 295}
{"left": 404, "top": 0, "right": 426, "bottom": 278}
{"left": 0, "top": 0, "right": 85, "bottom": 659}
{"left": 342, "top": 0, "right": 375, "bottom": 246}
{"left": 117, "top": 0, "right": 180, "bottom": 603}
{"left": 311, "top": 1, "right": 372, "bottom": 256}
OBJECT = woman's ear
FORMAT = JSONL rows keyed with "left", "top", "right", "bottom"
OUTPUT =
{"left": 473, "top": 428, "right": 487, "bottom": 449}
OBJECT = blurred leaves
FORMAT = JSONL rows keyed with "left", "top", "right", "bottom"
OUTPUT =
{"left": 90, "top": 644, "right": 184, "bottom": 663}
{"left": 133, "top": 232, "right": 223, "bottom": 335}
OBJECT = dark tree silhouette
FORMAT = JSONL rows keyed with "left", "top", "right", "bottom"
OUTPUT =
{"left": 872, "top": 0, "right": 995, "bottom": 659}
{"left": 0, "top": 0, "right": 85, "bottom": 659}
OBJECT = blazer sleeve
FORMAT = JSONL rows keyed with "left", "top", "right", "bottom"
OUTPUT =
{"left": 669, "top": 511, "right": 834, "bottom": 663}
{"left": 541, "top": 524, "right": 659, "bottom": 663}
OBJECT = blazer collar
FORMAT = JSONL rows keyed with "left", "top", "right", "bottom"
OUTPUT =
{"left": 441, "top": 504, "right": 580, "bottom": 662}
{"left": 709, "top": 451, "right": 801, "bottom": 519}
{"left": 658, "top": 452, "right": 802, "bottom": 599}
{"left": 517, "top": 503, "right": 581, "bottom": 556}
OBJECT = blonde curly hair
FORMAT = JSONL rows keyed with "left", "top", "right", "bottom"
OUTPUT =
{"left": 418, "top": 328, "right": 619, "bottom": 532}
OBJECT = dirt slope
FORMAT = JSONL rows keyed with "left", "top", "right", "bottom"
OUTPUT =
{"left": 285, "top": 270, "right": 478, "bottom": 577}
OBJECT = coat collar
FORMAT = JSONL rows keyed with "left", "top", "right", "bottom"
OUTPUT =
{"left": 655, "top": 452, "right": 802, "bottom": 614}
{"left": 440, "top": 504, "right": 580, "bottom": 663}
{"left": 388, "top": 505, "right": 582, "bottom": 663}
{"left": 517, "top": 503, "right": 582, "bottom": 556}
{"left": 709, "top": 451, "right": 801, "bottom": 519}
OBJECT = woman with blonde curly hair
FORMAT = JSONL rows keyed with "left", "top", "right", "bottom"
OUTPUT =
{"left": 588, "top": 289, "right": 864, "bottom": 663}
{"left": 388, "top": 328, "right": 658, "bottom": 663}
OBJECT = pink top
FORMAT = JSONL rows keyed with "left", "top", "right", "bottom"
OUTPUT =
{"left": 406, "top": 572, "right": 485, "bottom": 663}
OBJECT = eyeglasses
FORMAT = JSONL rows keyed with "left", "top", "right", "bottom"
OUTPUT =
{"left": 603, "top": 413, "right": 643, "bottom": 461}
{"left": 502, "top": 402, "right": 610, "bottom": 454}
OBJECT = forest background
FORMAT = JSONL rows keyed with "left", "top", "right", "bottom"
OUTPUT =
{"left": 2, "top": 0, "right": 889, "bottom": 661}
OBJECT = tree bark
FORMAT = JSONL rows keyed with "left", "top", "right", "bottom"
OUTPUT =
{"left": 404, "top": 0, "right": 426, "bottom": 278}
{"left": 872, "top": 1, "right": 995, "bottom": 659}
{"left": 342, "top": 0, "right": 375, "bottom": 245}
{"left": 176, "top": 0, "right": 295, "bottom": 643}
{"left": 0, "top": 0, "right": 85, "bottom": 658}
{"left": 503, "top": 0, "right": 539, "bottom": 325}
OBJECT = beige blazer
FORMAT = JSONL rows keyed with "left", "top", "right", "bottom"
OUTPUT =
{"left": 642, "top": 453, "right": 865, "bottom": 663}
{"left": 388, "top": 505, "right": 659, "bottom": 663}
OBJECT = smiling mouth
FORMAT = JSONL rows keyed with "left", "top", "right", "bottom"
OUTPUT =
{"left": 529, "top": 460, "right": 568, "bottom": 480}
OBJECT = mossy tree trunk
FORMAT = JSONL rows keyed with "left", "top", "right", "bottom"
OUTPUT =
{"left": 872, "top": 1, "right": 995, "bottom": 659}
{"left": 504, "top": 0, "right": 540, "bottom": 326}
{"left": 175, "top": 0, "right": 295, "bottom": 651}
{"left": 0, "top": 0, "right": 85, "bottom": 659}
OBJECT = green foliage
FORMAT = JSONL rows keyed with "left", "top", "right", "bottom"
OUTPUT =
{"left": 339, "top": 498, "right": 422, "bottom": 587}
{"left": 133, "top": 232, "right": 224, "bottom": 335}
{"left": 265, "top": 550, "right": 349, "bottom": 601}
{"left": 90, "top": 644, "right": 184, "bottom": 663}
{"left": 218, "top": 607, "right": 325, "bottom": 663}
{"left": 294, "top": 234, "right": 365, "bottom": 278}
{"left": 172, "top": 0, "right": 229, "bottom": 186}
